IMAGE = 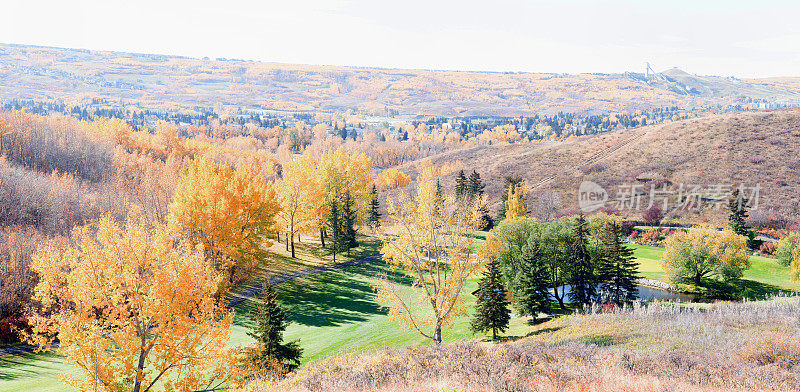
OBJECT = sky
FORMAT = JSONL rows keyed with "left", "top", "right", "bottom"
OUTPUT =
{"left": 2, "top": 0, "right": 800, "bottom": 78}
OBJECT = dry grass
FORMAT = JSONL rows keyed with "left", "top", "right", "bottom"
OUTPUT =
{"left": 240, "top": 297, "right": 800, "bottom": 392}
{"left": 390, "top": 109, "right": 800, "bottom": 226}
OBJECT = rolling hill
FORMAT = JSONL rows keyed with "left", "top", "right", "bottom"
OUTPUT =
{"left": 1, "top": 43, "right": 799, "bottom": 117}
{"left": 388, "top": 109, "right": 800, "bottom": 225}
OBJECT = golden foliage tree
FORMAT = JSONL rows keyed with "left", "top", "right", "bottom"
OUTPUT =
{"left": 791, "top": 245, "right": 800, "bottom": 282}
{"left": 375, "top": 181, "right": 481, "bottom": 344}
{"left": 318, "top": 148, "right": 373, "bottom": 233}
{"left": 504, "top": 181, "right": 529, "bottom": 219}
{"left": 28, "top": 212, "right": 238, "bottom": 392}
{"left": 169, "top": 157, "right": 280, "bottom": 282}
{"left": 278, "top": 154, "right": 324, "bottom": 258}
{"left": 375, "top": 168, "right": 411, "bottom": 191}
{"left": 661, "top": 226, "right": 750, "bottom": 285}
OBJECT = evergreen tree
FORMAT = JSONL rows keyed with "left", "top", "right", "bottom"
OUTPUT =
{"left": 569, "top": 214, "right": 596, "bottom": 307}
{"left": 328, "top": 201, "right": 344, "bottom": 263}
{"left": 367, "top": 184, "right": 381, "bottom": 228}
{"left": 728, "top": 189, "right": 750, "bottom": 236}
{"left": 471, "top": 257, "right": 511, "bottom": 340}
{"left": 455, "top": 170, "right": 468, "bottom": 197}
{"left": 515, "top": 243, "right": 551, "bottom": 318}
{"left": 597, "top": 223, "right": 639, "bottom": 306}
{"left": 467, "top": 170, "right": 485, "bottom": 200}
{"left": 247, "top": 282, "right": 302, "bottom": 372}
{"left": 728, "top": 189, "right": 761, "bottom": 249}
{"left": 341, "top": 192, "right": 358, "bottom": 252}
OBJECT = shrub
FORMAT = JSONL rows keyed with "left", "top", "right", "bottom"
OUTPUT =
{"left": 759, "top": 241, "right": 778, "bottom": 255}
{"left": 740, "top": 333, "right": 800, "bottom": 370}
{"left": 776, "top": 233, "right": 799, "bottom": 267}
{"left": 642, "top": 205, "right": 664, "bottom": 226}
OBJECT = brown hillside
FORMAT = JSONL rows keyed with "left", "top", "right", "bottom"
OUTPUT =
{"left": 387, "top": 109, "right": 800, "bottom": 225}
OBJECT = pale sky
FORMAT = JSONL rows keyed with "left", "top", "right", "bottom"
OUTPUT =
{"left": 3, "top": 0, "right": 800, "bottom": 78}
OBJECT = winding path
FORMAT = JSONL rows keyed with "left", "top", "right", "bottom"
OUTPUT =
{"left": 0, "top": 253, "right": 382, "bottom": 357}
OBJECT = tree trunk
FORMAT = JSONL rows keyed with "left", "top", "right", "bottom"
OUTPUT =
{"left": 291, "top": 235, "right": 296, "bottom": 258}
{"left": 320, "top": 227, "right": 325, "bottom": 248}
{"left": 285, "top": 232, "right": 289, "bottom": 251}
{"left": 492, "top": 327, "right": 497, "bottom": 341}
{"left": 694, "top": 273, "right": 702, "bottom": 286}
{"left": 434, "top": 325, "right": 442, "bottom": 344}
{"left": 276, "top": 231, "right": 280, "bottom": 242}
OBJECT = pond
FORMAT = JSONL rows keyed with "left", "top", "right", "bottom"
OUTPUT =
{"left": 552, "top": 284, "right": 697, "bottom": 303}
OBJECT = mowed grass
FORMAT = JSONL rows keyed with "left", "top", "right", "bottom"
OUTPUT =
{"left": 0, "top": 232, "right": 527, "bottom": 390}
{"left": 3, "top": 239, "right": 795, "bottom": 391}
{"left": 631, "top": 243, "right": 800, "bottom": 296}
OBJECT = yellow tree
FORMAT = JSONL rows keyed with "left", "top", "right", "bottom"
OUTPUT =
{"left": 504, "top": 181, "right": 529, "bottom": 219}
{"left": 169, "top": 157, "right": 280, "bottom": 283}
{"left": 28, "top": 212, "right": 238, "bottom": 392}
{"left": 278, "top": 154, "right": 324, "bottom": 258}
{"left": 318, "top": 148, "right": 373, "bottom": 241}
{"left": 661, "top": 226, "right": 750, "bottom": 285}
{"left": 791, "top": 245, "right": 800, "bottom": 281}
{"left": 375, "top": 181, "right": 482, "bottom": 344}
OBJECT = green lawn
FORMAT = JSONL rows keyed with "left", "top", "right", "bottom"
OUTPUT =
{"left": 3, "top": 240, "right": 795, "bottom": 391}
{"left": 631, "top": 243, "right": 800, "bottom": 297}
{"left": 0, "top": 234, "right": 525, "bottom": 390}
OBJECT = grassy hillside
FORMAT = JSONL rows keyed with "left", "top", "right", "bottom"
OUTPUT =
{"left": 2, "top": 43, "right": 799, "bottom": 116}
{"left": 389, "top": 109, "right": 800, "bottom": 225}
{"left": 3, "top": 236, "right": 796, "bottom": 391}
{"left": 244, "top": 297, "right": 800, "bottom": 392}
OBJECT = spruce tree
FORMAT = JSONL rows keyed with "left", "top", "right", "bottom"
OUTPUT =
{"left": 247, "top": 282, "right": 302, "bottom": 372}
{"left": 569, "top": 214, "right": 596, "bottom": 308}
{"left": 455, "top": 170, "right": 468, "bottom": 197}
{"left": 728, "top": 189, "right": 750, "bottom": 236}
{"left": 515, "top": 243, "right": 551, "bottom": 318}
{"left": 471, "top": 257, "right": 511, "bottom": 340}
{"left": 597, "top": 223, "right": 639, "bottom": 306}
{"left": 467, "top": 170, "right": 486, "bottom": 200}
{"left": 341, "top": 192, "right": 358, "bottom": 252}
{"left": 368, "top": 184, "right": 381, "bottom": 228}
{"left": 328, "top": 201, "right": 344, "bottom": 263}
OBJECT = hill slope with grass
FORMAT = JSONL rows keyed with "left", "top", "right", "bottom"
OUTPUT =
{"left": 388, "top": 109, "right": 800, "bottom": 225}
{"left": 2, "top": 43, "right": 800, "bottom": 116}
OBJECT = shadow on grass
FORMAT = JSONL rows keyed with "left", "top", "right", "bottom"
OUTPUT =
{"left": 498, "top": 325, "right": 564, "bottom": 343}
{"left": 679, "top": 277, "right": 790, "bottom": 301}
{"left": 0, "top": 352, "right": 62, "bottom": 381}
{"left": 233, "top": 258, "right": 414, "bottom": 329}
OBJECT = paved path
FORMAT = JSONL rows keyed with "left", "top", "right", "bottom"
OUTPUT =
{"left": 0, "top": 253, "right": 382, "bottom": 357}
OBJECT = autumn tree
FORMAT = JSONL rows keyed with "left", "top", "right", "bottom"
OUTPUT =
{"left": 278, "top": 155, "right": 324, "bottom": 258}
{"left": 28, "top": 212, "right": 238, "bottom": 392}
{"left": 319, "top": 148, "right": 373, "bottom": 243}
{"left": 661, "top": 226, "right": 750, "bottom": 286}
{"left": 169, "top": 157, "right": 280, "bottom": 284}
{"left": 496, "top": 176, "right": 523, "bottom": 221}
{"left": 504, "top": 180, "right": 530, "bottom": 219}
{"left": 376, "top": 180, "right": 481, "bottom": 344}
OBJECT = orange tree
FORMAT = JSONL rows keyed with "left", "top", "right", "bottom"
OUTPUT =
{"left": 28, "top": 211, "right": 239, "bottom": 392}
{"left": 169, "top": 157, "right": 280, "bottom": 284}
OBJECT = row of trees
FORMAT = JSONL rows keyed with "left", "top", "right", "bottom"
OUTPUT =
{"left": 471, "top": 210, "right": 753, "bottom": 340}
